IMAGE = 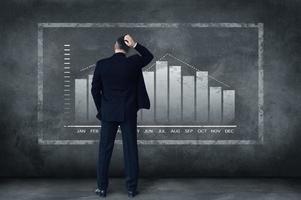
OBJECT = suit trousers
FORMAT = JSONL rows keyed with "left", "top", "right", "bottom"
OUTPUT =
{"left": 97, "top": 115, "right": 139, "bottom": 191}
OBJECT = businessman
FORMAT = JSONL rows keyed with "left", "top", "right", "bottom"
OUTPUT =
{"left": 91, "top": 34, "right": 153, "bottom": 198}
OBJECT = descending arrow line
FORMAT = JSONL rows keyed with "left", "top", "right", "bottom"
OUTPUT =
{"left": 145, "top": 53, "right": 231, "bottom": 88}
{"left": 80, "top": 63, "right": 96, "bottom": 72}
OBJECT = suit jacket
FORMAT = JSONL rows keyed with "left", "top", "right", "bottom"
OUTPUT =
{"left": 91, "top": 43, "right": 154, "bottom": 122}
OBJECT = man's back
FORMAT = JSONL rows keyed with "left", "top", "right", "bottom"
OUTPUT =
{"left": 91, "top": 43, "right": 154, "bottom": 122}
{"left": 93, "top": 35, "right": 152, "bottom": 197}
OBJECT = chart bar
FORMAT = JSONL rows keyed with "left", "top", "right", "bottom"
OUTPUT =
{"left": 183, "top": 76, "right": 195, "bottom": 122}
{"left": 169, "top": 66, "right": 181, "bottom": 122}
{"left": 209, "top": 87, "right": 222, "bottom": 124}
{"left": 223, "top": 90, "right": 235, "bottom": 124}
{"left": 137, "top": 109, "right": 142, "bottom": 123}
{"left": 196, "top": 71, "right": 208, "bottom": 123}
{"left": 88, "top": 75, "right": 97, "bottom": 121}
{"left": 155, "top": 61, "right": 168, "bottom": 122}
{"left": 75, "top": 79, "right": 87, "bottom": 121}
{"left": 142, "top": 71, "right": 155, "bottom": 122}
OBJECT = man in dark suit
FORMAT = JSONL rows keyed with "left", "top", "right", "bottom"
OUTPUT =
{"left": 91, "top": 34, "right": 153, "bottom": 198}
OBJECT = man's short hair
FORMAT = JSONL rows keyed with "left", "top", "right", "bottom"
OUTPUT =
{"left": 116, "top": 35, "right": 130, "bottom": 53}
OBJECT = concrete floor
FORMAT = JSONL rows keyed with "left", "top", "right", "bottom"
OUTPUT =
{"left": 0, "top": 178, "right": 300, "bottom": 200}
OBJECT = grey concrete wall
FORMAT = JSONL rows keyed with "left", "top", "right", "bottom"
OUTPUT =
{"left": 0, "top": 0, "right": 301, "bottom": 177}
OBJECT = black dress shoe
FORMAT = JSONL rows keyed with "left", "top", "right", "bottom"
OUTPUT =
{"left": 128, "top": 190, "right": 139, "bottom": 198}
{"left": 95, "top": 188, "right": 107, "bottom": 197}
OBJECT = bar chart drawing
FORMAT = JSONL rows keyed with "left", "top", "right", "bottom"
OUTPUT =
{"left": 73, "top": 54, "right": 236, "bottom": 125}
{"left": 38, "top": 23, "right": 264, "bottom": 145}
{"left": 73, "top": 55, "right": 236, "bottom": 125}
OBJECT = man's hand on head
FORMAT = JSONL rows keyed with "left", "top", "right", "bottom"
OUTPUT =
{"left": 124, "top": 34, "right": 137, "bottom": 48}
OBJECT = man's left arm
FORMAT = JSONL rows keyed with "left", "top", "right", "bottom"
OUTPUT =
{"left": 91, "top": 61, "right": 102, "bottom": 119}
{"left": 133, "top": 42, "right": 154, "bottom": 68}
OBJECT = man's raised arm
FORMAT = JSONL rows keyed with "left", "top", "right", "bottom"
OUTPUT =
{"left": 133, "top": 42, "right": 154, "bottom": 67}
{"left": 124, "top": 34, "right": 154, "bottom": 67}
